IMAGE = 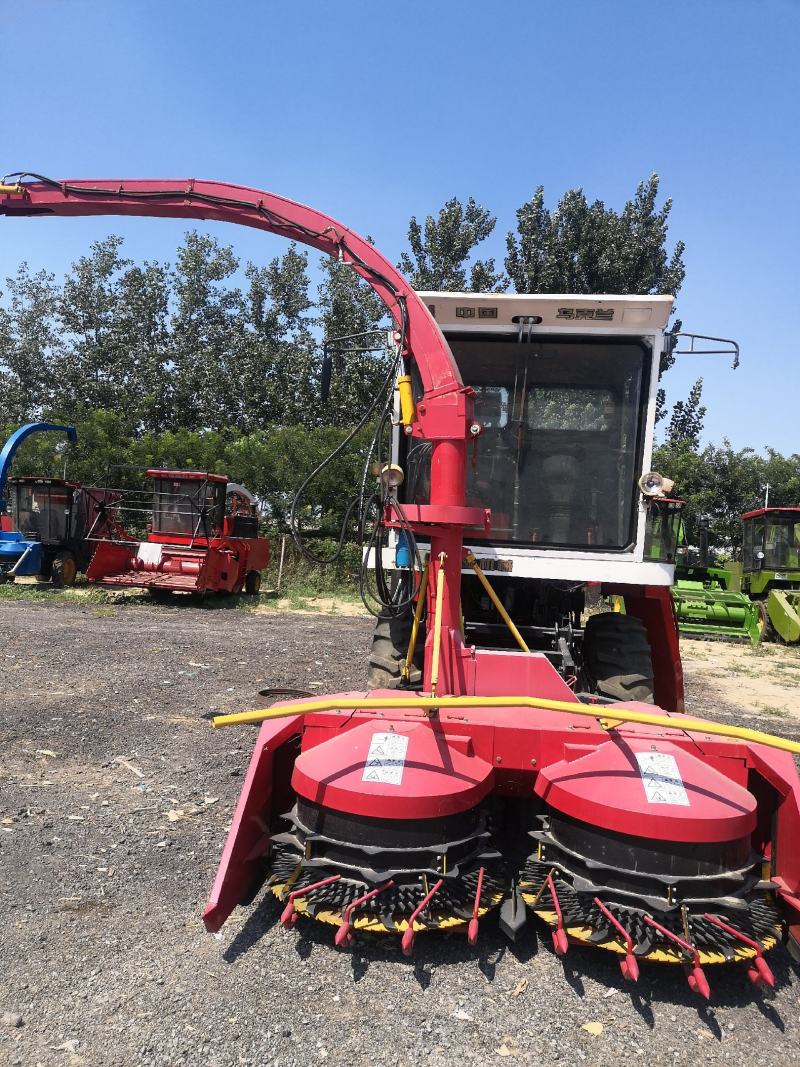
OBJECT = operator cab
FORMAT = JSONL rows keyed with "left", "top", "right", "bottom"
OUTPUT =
{"left": 403, "top": 293, "right": 678, "bottom": 585}
{"left": 9, "top": 477, "right": 76, "bottom": 544}
{"left": 148, "top": 471, "right": 227, "bottom": 542}
{"left": 147, "top": 471, "right": 261, "bottom": 543}
{"left": 742, "top": 508, "right": 800, "bottom": 573}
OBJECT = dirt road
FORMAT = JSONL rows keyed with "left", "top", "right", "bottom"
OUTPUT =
{"left": 1, "top": 599, "right": 799, "bottom": 1067}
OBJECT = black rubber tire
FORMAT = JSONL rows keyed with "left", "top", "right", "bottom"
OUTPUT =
{"left": 35, "top": 565, "right": 52, "bottom": 584}
{"left": 755, "top": 599, "right": 779, "bottom": 643}
{"left": 582, "top": 612, "right": 655, "bottom": 703}
{"left": 50, "top": 551, "right": 77, "bottom": 589}
{"left": 147, "top": 587, "right": 174, "bottom": 601}
{"left": 366, "top": 609, "right": 424, "bottom": 689}
{"left": 244, "top": 570, "right": 262, "bottom": 596}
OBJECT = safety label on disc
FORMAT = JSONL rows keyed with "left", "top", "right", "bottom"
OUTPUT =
{"left": 362, "top": 732, "right": 409, "bottom": 786}
{"left": 635, "top": 751, "right": 690, "bottom": 806}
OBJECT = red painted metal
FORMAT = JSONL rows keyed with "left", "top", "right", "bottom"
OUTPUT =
{"left": 644, "top": 915, "right": 710, "bottom": 999}
{"left": 593, "top": 897, "right": 639, "bottom": 982}
{"left": 203, "top": 713, "right": 302, "bottom": 932}
{"left": 203, "top": 687, "right": 800, "bottom": 972}
{"left": 535, "top": 738, "right": 757, "bottom": 843}
{"left": 547, "top": 873, "right": 569, "bottom": 956}
{"left": 607, "top": 584, "right": 684, "bottom": 712}
{"left": 702, "top": 913, "right": 775, "bottom": 987}
{"left": 291, "top": 719, "right": 494, "bottom": 820}
{"left": 335, "top": 880, "right": 394, "bottom": 948}
{"left": 467, "top": 866, "right": 485, "bottom": 946}
{"left": 741, "top": 507, "right": 800, "bottom": 520}
{"left": 145, "top": 469, "right": 227, "bottom": 483}
{"left": 86, "top": 467, "right": 269, "bottom": 594}
{"left": 280, "top": 875, "right": 342, "bottom": 929}
{"left": 9, "top": 176, "right": 799, "bottom": 983}
{"left": 401, "top": 878, "right": 444, "bottom": 956}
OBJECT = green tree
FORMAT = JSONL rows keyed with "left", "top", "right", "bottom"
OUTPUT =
{"left": 666, "top": 378, "right": 706, "bottom": 450}
{"left": 651, "top": 438, "right": 798, "bottom": 552}
{"left": 0, "top": 264, "right": 63, "bottom": 423}
{"left": 399, "top": 197, "right": 506, "bottom": 292}
{"left": 316, "top": 252, "right": 391, "bottom": 423}
{"left": 170, "top": 231, "right": 243, "bottom": 431}
{"left": 505, "top": 174, "right": 685, "bottom": 296}
{"left": 506, "top": 175, "right": 687, "bottom": 423}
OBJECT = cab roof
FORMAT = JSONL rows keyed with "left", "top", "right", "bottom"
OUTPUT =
{"left": 418, "top": 292, "right": 674, "bottom": 331}
{"left": 742, "top": 507, "right": 800, "bottom": 520}
{"left": 146, "top": 470, "right": 228, "bottom": 484}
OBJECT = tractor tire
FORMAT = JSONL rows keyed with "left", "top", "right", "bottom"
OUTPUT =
{"left": 755, "top": 600, "right": 778, "bottom": 643}
{"left": 147, "top": 587, "right": 174, "bottom": 601}
{"left": 35, "top": 562, "right": 52, "bottom": 584}
{"left": 244, "top": 570, "right": 262, "bottom": 596}
{"left": 582, "top": 612, "right": 655, "bottom": 703}
{"left": 367, "top": 608, "right": 424, "bottom": 689}
{"left": 50, "top": 551, "right": 78, "bottom": 589}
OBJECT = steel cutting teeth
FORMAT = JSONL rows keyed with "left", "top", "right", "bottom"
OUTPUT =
{"left": 520, "top": 858, "right": 782, "bottom": 964}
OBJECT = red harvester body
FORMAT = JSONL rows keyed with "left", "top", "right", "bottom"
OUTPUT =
{"left": 86, "top": 470, "right": 268, "bottom": 595}
{"left": 3, "top": 174, "right": 800, "bottom": 997}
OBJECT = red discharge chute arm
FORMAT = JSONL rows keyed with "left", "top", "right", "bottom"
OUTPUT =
{"left": 0, "top": 174, "right": 473, "bottom": 689}
{"left": 0, "top": 175, "right": 459, "bottom": 395}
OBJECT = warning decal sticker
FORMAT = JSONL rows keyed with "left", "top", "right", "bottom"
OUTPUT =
{"left": 362, "top": 732, "right": 409, "bottom": 786}
{"left": 635, "top": 751, "right": 690, "bottom": 806}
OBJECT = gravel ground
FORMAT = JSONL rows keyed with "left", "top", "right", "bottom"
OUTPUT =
{"left": 2, "top": 598, "right": 799, "bottom": 1067}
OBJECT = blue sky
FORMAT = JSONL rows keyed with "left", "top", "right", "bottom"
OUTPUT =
{"left": 2, "top": 0, "right": 798, "bottom": 453}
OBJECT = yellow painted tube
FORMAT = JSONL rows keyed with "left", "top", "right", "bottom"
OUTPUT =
{"left": 212, "top": 695, "right": 800, "bottom": 757}
{"left": 429, "top": 552, "right": 446, "bottom": 697}
{"left": 0, "top": 183, "right": 22, "bottom": 195}
{"left": 402, "top": 557, "right": 429, "bottom": 682}
{"left": 465, "top": 551, "right": 529, "bottom": 653}
{"left": 396, "top": 375, "right": 415, "bottom": 425}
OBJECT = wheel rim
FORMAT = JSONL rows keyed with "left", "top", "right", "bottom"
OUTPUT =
{"left": 63, "top": 558, "right": 77, "bottom": 585}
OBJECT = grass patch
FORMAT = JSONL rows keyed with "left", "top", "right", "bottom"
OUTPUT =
{"left": 0, "top": 581, "right": 121, "bottom": 605}
{"left": 756, "top": 703, "right": 788, "bottom": 717}
{"left": 264, "top": 536, "right": 361, "bottom": 602}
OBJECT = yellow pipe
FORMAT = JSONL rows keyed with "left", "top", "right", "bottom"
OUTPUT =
{"left": 401, "top": 557, "right": 429, "bottom": 682}
{"left": 465, "top": 551, "right": 530, "bottom": 653}
{"left": 0, "top": 183, "right": 22, "bottom": 196}
{"left": 212, "top": 695, "right": 800, "bottom": 757}
{"left": 429, "top": 552, "right": 446, "bottom": 697}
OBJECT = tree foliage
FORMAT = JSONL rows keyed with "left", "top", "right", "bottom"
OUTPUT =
{"left": 315, "top": 252, "right": 391, "bottom": 422}
{"left": 398, "top": 197, "right": 506, "bottom": 292}
{"left": 504, "top": 174, "right": 685, "bottom": 297}
{"left": 654, "top": 438, "right": 800, "bottom": 552}
{"left": 666, "top": 378, "right": 706, "bottom": 450}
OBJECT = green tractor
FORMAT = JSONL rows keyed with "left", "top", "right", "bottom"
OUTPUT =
{"left": 672, "top": 509, "right": 800, "bottom": 645}
{"left": 672, "top": 516, "right": 763, "bottom": 644}
{"left": 740, "top": 506, "right": 800, "bottom": 644}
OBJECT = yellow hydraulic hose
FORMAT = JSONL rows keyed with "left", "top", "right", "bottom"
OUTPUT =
{"left": 429, "top": 553, "right": 447, "bottom": 697}
{"left": 401, "top": 556, "right": 429, "bottom": 682}
{"left": 464, "top": 551, "right": 530, "bottom": 653}
{"left": 212, "top": 694, "right": 800, "bottom": 757}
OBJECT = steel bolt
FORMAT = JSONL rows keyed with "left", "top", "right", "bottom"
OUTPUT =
{"left": 495, "top": 756, "right": 502, "bottom": 764}
{"left": 530, "top": 758, "right": 537, "bottom": 766}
